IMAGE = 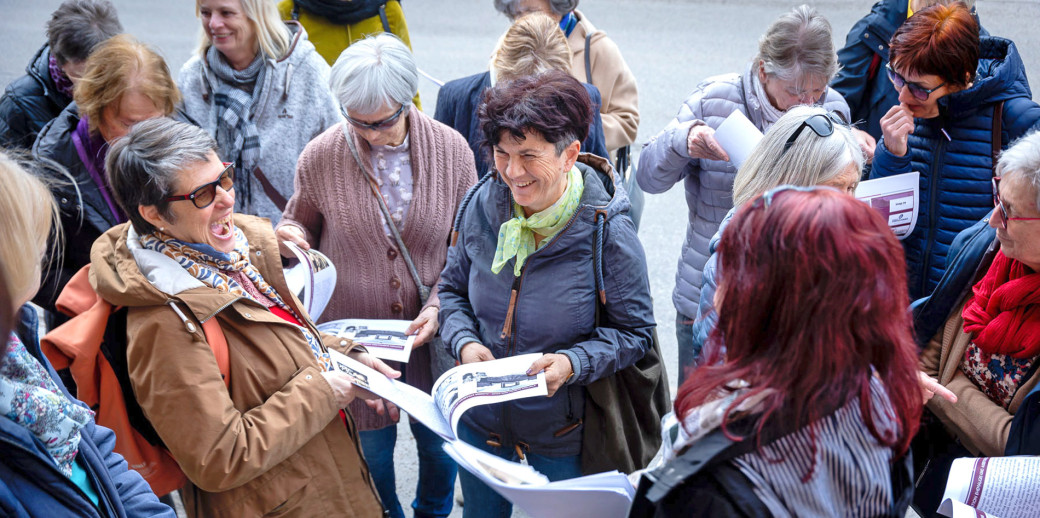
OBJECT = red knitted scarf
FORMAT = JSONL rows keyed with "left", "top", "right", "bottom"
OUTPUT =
{"left": 962, "top": 251, "right": 1040, "bottom": 358}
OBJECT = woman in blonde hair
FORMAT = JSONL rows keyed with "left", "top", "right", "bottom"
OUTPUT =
{"left": 0, "top": 152, "right": 174, "bottom": 517}
{"left": 179, "top": 0, "right": 340, "bottom": 223}
{"left": 32, "top": 33, "right": 179, "bottom": 320}
{"left": 435, "top": 12, "right": 607, "bottom": 176}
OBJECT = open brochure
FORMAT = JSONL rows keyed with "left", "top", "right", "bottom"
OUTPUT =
{"left": 282, "top": 241, "right": 336, "bottom": 321}
{"left": 328, "top": 350, "right": 635, "bottom": 516}
{"left": 937, "top": 457, "right": 1040, "bottom": 518}
{"left": 854, "top": 172, "right": 920, "bottom": 240}
{"left": 318, "top": 319, "right": 416, "bottom": 363}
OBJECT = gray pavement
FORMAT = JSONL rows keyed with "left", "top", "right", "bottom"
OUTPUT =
{"left": 5, "top": 1, "right": 1040, "bottom": 517}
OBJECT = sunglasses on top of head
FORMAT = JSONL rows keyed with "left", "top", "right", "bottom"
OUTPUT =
{"left": 781, "top": 111, "right": 848, "bottom": 155}
{"left": 165, "top": 162, "right": 235, "bottom": 209}
{"left": 886, "top": 64, "right": 946, "bottom": 102}
{"left": 343, "top": 104, "right": 406, "bottom": 131}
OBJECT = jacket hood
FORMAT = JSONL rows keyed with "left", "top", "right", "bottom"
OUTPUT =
{"left": 574, "top": 152, "right": 630, "bottom": 218}
{"left": 90, "top": 223, "right": 204, "bottom": 309}
{"left": 27, "top": 44, "right": 54, "bottom": 95}
{"left": 944, "top": 37, "right": 1031, "bottom": 117}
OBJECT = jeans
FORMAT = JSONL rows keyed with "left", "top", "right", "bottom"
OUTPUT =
{"left": 675, "top": 312, "right": 697, "bottom": 386}
{"left": 359, "top": 420, "right": 457, "bottom": 518}
{"left": 456, "top": 420, "right": 583, "bottom": 518}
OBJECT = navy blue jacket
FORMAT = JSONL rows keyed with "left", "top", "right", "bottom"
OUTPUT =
{"left": 434, "top": 71, "right": 609, "bottom": 175}
{"left": 1, "top": 306, "right": 173, "bottom": 518}
{"left": 832, "top": 1, "right": 986, "bottom": 141}
{"left": 869, "top": 36, "right": 1040, "bottom": 300}
{"left": 0, "top": 44, "right": 72, "bottom": 150}
{"left": 438, "top": 155, "right": 654, "bottom": 456}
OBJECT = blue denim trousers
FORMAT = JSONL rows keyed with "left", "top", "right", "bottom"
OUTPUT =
{"left": 359, "top": 420, "right": 457, "bottom": 518}
{"left": 456, "top": 420, "right": 583, "bottom": 518}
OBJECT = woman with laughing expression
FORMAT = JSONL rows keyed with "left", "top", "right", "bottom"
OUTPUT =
{"left": 96, "top": 118, "right": 394, "bottom": 517}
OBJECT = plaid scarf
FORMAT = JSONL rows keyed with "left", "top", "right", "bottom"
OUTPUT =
{"left": 207, "top": 46, "right": 265, "bottom": 205}
{"left": 1, "top": 332, "right": 94, "bottom": 477}
{"left": 140, "top": 227, "right": 332, "bottom": 371}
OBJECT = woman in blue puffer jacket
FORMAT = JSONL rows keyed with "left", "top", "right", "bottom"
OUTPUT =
{"left": 869, "top": 1, "right": 1040, "bottom": 300}
{"left": 438, "top": 70, "right": 655, "bottom": 518}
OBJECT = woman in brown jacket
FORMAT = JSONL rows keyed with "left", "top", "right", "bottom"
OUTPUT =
{"left": 276, "top": 34, "right": 477, "bottom": 518}
{"left": 95, "top": 117, "right": 393, "bottom": 517}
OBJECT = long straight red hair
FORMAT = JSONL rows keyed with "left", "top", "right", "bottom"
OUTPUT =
{"left": 675, "top": 188, "right": 922, "bottom": 461}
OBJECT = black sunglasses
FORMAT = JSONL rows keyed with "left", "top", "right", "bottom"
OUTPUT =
{"left": 782, "top": 111, "right": 848, "bottom": 154}
{"left": 344, "top": 104, "right": 406, "bottom": 131}
{"left": 165, "top": 162, "right": 235, "bottom": 209}
{"left": 886, "top": 64, "right": 946, "bottom": 102}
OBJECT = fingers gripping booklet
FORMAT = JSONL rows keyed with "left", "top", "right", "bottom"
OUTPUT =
{"left": 327, "top": 350, "right": 636, "bottom": 517}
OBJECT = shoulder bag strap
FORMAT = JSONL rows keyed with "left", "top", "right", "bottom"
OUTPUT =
{"left": 378, "top": 2, "right": 391, "bottom": 33}
{"left": 345, "top": 130, "right": 431, "bottom": 305}
{"left": 584, "top": 32, "right": 595, "bottom": 85}
{"left": 992, "top": 100, "right": 1005, "bottom": 176}
{"left": 252, "top": 166, "right": 289, "bottom": 212}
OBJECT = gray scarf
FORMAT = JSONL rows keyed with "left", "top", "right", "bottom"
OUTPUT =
{"left": 206, "top": 46, "right": 266, "bottom": 205}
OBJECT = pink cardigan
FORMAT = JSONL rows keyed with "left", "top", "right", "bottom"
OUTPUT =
{"left": 279, "top": 107, "right": 477, "bottom": 430}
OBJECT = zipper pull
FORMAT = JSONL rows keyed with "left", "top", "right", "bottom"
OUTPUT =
{"left": 500, "top": 277, "right": 522, "bottom": 339}
{"left": 940, "top": 128, "right": 952, "bottom": 141}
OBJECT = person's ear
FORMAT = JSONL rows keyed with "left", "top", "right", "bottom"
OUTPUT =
{"left": 561, "top": 140, "right": 581, "bottom": 171}
{"left": 138, "top": 205, "right": 167, "bottom": 231}
{"left": 757, "top": 60, "right": 768, "bottom": 82}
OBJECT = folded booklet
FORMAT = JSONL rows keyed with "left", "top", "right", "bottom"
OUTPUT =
{"left": 319, "top": 319, "right": 416, "bottom": 363}
{"left": 328, "top": 350, "right": 636, "bottom": 517}
{"left": 937, "top": 456, "right": 1040, "bottom": 518}
{"left": 282, "top": 241, "right": 336, "bottom": 321}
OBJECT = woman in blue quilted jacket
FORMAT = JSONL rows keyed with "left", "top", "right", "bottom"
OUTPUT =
{"left": 869, "top": 1, "right": 1040, "bottom": 300}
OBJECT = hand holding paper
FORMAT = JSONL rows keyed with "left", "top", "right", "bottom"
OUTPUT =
{"left": 686, "top": 125, "right": 730, "bottom": 162}
{"left": 712, "top": 111, "right": 763, "bottom": 169}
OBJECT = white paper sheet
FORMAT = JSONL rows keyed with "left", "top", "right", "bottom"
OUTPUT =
{"left": 854, "top": 172, "right": 920, "bottom": 240}
{"left": 282, "top": 241, "right": 336, "bottom": 321}
{"left": 318, "top": 319, "right": 416, "bottom": 363}
{"left": 443, "top": 440, "right": 635, "bottom": 518}
{"left": 936, "top": 457, "right": 1040, "bottom": 518}
{"left": 713, "top": 110, "right": 764, "bottom": 170}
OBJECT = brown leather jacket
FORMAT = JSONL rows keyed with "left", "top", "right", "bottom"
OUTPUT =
{"left": 91, "top": 215, "right": 383, "bottom": 517}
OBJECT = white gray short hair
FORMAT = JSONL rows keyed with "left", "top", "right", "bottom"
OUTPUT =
{"left": 330, "top": 33, "right": 418, "bottom": 114}
{"left": 996, "top": 131, "right": 1040, "bottom": 212}
{"left": 733, "top": 106, "right": 864, "bottom": 205}
{"left": 756, "top": 4, "right": 840, "bottom": 84}
{"left": 494, "top": 0, "right": 579, "bottom": 18}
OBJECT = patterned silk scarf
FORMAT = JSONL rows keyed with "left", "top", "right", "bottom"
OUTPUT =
{"left": 492, "top": 166, "right": 584, "bottom": 276}
{"left": 139, "top": 228, "right": 333, "bottom": 371}
{"left": 0, "top": 332, "right": 94, "bottom": 477}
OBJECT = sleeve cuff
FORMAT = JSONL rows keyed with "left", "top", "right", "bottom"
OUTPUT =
{"left": 668, "top": 120, "right": 703, "bottom": 160}
{"left": 558, "top": 349, "right": 585, "bottom": 385}
{"left": 453, "top": 335, "right": 482, "bottom": 359}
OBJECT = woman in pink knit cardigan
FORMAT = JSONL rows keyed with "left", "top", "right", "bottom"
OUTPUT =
{"left": 275, "top": 34, "right": 477, "bottom": 518}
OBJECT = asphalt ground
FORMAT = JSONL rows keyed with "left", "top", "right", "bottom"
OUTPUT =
{"left": 4, "top": 1, "right": 1039, "bottom": 517}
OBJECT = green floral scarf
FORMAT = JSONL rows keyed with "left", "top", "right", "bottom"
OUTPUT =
{"left": 492, "top": 166, "right": 584, "bottom": 276}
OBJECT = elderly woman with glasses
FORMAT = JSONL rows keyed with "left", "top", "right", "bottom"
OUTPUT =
{"left": 636, "top": 5, "right": 855, "bottom": 385}
{"left": 95, "top": 117, "right": 395, "bottom": 517}
{"left": 907, "top": 130, "right": 1040, "bottom": 513}
{"left": 687, "top": 106, "right": 864, "bottom": 367}
{"left": 869, "top": 1, "right": 1040, "bottom": 300}
{"left": 276, "top": 34, "right": 477, "bottom": 518}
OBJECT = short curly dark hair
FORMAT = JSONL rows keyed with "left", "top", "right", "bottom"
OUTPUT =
{"left": 478, "top": 70, "right": 593, "bottom": 161}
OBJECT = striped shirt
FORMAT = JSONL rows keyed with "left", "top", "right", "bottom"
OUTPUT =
{"left": 732, "top": 377, "right": 898, "bottom": 517}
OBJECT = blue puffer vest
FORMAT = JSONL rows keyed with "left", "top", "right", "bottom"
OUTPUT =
{"left": 869, "top": 36, "right": 1040, "bottom": 300}
{"left": 438, "top": 154, "right": 655, "bottom": 457}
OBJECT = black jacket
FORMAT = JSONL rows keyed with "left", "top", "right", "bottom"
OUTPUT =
{"left": 0, "top": 44, "right": 72, "bottom": 150}
{"left": 31, "top": 103, "right": 121, "bottom": 314}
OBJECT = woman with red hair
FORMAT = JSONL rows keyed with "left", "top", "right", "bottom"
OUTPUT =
{"left": 631, "top": 187, "right": 923, "bottom": 517}
{"left": 869, "top": 1, "right": 1040, "bottom": 301}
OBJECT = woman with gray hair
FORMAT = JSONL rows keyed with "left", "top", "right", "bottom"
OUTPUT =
{"left": 689, "top": 105, "right": 865, "bottom": 366}
{"left": 276, "top": 33, "right": 477, "bottom": 518}
{"left": 178, "top": 0, "right": 340, "bottom": 222}
{"left": 95, "top": 117, "right": 394, "bottom": 517}
{"left": 637, "top": 5, "right": 853, "bottom": 384}
{"left": 0, "top": 0, "right": 122, "bottom": 149}
{"left": 909, "top": 130, "right": 1040, "bottom": 513}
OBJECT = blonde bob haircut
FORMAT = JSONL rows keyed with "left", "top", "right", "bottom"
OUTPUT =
{"left": 73, "top": 34, "right": 180, "bottom": 137}
{"left": 493, "top": 12, "right": 571, "bottom": 83}
{"left": 0, "top": 152, "right": 61, "bottom": 307}
{"left": 195, "top": 0, "right": 290, "bottom": 61}
{"left": 732, "top": 106, "right": 864, "bottom": 206}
